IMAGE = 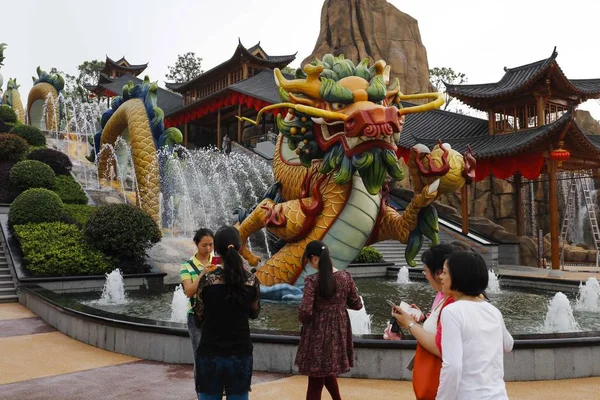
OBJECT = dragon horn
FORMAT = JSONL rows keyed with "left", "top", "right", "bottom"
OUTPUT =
{"left": 397, "top": 92, "right": 445, "bottom": 115}
{"left": 238, "top": 102, "right": 348, "bottom": 126}
{"left": 274, "top": 65, "right": 322, "bottom": 99}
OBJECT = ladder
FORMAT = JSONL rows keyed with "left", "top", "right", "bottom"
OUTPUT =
{"left": 580, "top": 171, "right": 600, "bottom": 269}
{"left": 560, "top": 171, "right": 600, "bottom": 269}
{"left": 559, "top": 174, "right": 576, "bottom": 266}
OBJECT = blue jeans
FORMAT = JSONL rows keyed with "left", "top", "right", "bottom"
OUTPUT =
{"left": 195, "top": 354, "right": 252, "bottom": 399}
{"left": 187, "top": 314, "right": 202, "bottom": 388}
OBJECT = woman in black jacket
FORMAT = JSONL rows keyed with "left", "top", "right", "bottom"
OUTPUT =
{"left": 193, "top": 226, "right": 260, "bottom": 400}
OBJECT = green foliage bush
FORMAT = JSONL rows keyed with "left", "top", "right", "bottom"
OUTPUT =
{"left": 64, "top": 204, "right": 96, "bottom": 228}
{"left": 27, "top": 148, "right": 73, "bottom": 175}
{"left": 8, "top": 188, "right": 64, "bottom": 226}
{"left": 9, "top": 160, "right": 55, "bottom": 191}
{"left": 0, "top": 134, "right": 28, "bottom": 161}
{"left": 9, "top": 124, "right": 46, "bottom": 146}
{"left": 13, "top": 222, "right": 113, "bottom": 276}
{"left": 352, "top": 246, "right": 385, "bottom": 264}
{"left": 0, "top": 105, "right": 17, "bottom": 124}
{"left": 53, "top": 175, "right": 87, "bottom": 204}
{"left": 84, "top": 204, "right": 162, "bottom": 272}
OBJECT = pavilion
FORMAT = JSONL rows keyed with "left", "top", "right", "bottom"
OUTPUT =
{"left": 397, "top": 47, "right": 600, "bottom": 269}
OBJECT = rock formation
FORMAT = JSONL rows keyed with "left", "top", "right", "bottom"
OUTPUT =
{"left": 575, "top": 109, "right": 600, "bottom": 135}
{"left": 303, "top": 0, "right": 433, "bottom": 94}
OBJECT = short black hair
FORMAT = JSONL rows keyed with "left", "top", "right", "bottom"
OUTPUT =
{"left": 446, "top": 251, "right": 488, "bottom": 296}
{"left": 193, "top": 228, "right": 214, "bottom": 244}
{"left": 421, "top": 243, "right": 455, "bottom": 275}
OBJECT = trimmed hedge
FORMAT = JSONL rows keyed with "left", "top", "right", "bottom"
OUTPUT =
{"left": 64, "top": 204, "right": 96, "bottom": 228}
{"left": 0, "top": 105, "right": 17, "bottom": 124}
{"left": 9, "top": 124, "right": 46, "bottom": 146}
{"left": 9, "top": 160, "right": 56, "bottom": 191}
{"left": 0, "top": 134, "right": 28, "bottom": 162}
{"left": 84, "top": 204, "right": 162, "bottom": 272}
{"left": 0, "top": 161, "right": 20, "bottom": 203}
{"left": 13, "top": 222, "right": 113, "bottom": 276}
{"left": 8, "top": 188, "right": 64, "bottom": 226}
{"left": 352, "top": 246, "right": 384, "bottom": 264}
{"left": 27, "top": 148, "right": 72, "bottom": 175}
{"left": 53, "top": 175, "right": 87, "bottom": 204}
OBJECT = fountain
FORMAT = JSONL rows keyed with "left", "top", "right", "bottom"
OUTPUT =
{"left": 487, "top": 269, "right": 501, "bottom": 294}
{"left": 348, "top": 296, "right": 372, "bottom": 335}
{"left": 575, "top": 277, "right": 600, "bottom": 312}
{"left": 543, "top": 292, "right": 580, "bottom": 333}
{"left": 170, "top": 285, "right": 189, "bottom": 323}
{"left": 396, "top": 266, "right": 411, "bottom": 284}
{"left": 98, "top": 269, "right": 128, "bottom": 305}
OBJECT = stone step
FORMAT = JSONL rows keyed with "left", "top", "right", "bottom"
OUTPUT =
{"left": 0, "top": 274, "right": 13, "bottom": 281}
{"left": 0, "top": 281, "right": 15, "bottom": 289}
{"left": 0, "top": 294, "right": 19, "bottom": 303}
{"left": 0, "top": 287, "right": 17, "bottom": 294}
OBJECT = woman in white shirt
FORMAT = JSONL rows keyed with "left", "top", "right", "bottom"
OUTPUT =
{"left": 436, "top": 251, "right": 514, "bottom": 400}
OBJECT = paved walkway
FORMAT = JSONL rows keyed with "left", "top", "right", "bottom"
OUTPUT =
{"left": 1, "top": 303, "right": 600, "bottom": 399}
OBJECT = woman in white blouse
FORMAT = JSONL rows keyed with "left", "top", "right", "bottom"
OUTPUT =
{"left": 436, "top": 251, "right": 514, "bottom": 400}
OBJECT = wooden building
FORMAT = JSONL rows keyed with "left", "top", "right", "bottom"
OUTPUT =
{"left": 163, "top": 40, "right": 296, "bottom": 150}
{"left": 84, "top": 56, "right": 149, "bottom": 104}
{"left": 398, "top": 48, "right": 600, "bottom": 269}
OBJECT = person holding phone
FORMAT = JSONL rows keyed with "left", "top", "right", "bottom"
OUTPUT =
{"left": 194, "top": 226, "right": 260, "bottom": 400}
{"left": 181, "top": 228, "right": 215, "bottom": 386}
{"left": 295, "top": 241, "right": 363, "bottom": 400}
{"left": 391, "top": 243, "right": 457, "bottom": 400}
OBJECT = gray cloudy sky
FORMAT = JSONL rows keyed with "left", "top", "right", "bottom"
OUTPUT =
{"left": 2, "top": 0, "right": 599, "bottom": 117}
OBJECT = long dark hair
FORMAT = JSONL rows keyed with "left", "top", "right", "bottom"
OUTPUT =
{"left": 304, "top": 240, "right": 336, "bottom": 299}
{"left": 214, "top": 226, "right": 247, "bottom": 305}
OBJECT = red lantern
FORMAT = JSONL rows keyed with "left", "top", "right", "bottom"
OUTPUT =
{"left": 550, "top": 141, "right": 570, "bottom": 167}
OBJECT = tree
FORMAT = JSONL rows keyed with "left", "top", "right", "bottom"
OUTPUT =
{"left": 429, "top": 67, "right": 467, "bottom": 110}
{"left": 281, "top": 66, "right": 297, "bottom": 76}
{"left": 166, "top": 52, "right": 203, "bottom": 83}
{"left": 76, "top": 60, "right": 105, "bottom": 88}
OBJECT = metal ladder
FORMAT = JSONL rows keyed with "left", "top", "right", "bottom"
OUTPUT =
{"left": 560, "top": 171, "right": 600, "bottom": 269}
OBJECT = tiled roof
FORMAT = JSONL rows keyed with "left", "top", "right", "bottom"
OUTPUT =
{"left": 99, "top": 74, "right": 183, "bottom": 115}
{"left": 165, "top": 41, "right": 295, "bottom": 93}
{"left": 445, "top": 49, "right": 557, "bottom": 99}
{"left": 399, "top": 108, "right": 578, "bottom": 158}
{"left": 103, "top": 56, "right": 148, "bottom": 74}
{"left": 569, "top": 79, "right": 600, "bottom": 95}
{"left": 229, "top": 70, "right": 285, "bottom": 104}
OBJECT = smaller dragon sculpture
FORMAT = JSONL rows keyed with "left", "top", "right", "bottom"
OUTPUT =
{"left": 27, "top": 67, "right": 65, "bottom": 131}
{"left": 3, "top": 78, "right": 25, "bottom": 123}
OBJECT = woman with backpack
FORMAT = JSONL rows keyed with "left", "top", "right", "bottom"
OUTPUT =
{"left": 193, "top": 225, "right": 260, "bottom": 400}
{"left": 295, "top": 240, "right": 363, "bottom": 400}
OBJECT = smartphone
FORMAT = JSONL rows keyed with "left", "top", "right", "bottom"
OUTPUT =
{"left": 211, "top": 255, "right": 222, "bottom": 266}
{"left": 400, "top": 301, "right": 423, "bottom": 320}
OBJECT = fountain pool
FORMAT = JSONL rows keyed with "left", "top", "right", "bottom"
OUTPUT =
{"left": 61, "top": 278, "right": 600, "bottom": 335}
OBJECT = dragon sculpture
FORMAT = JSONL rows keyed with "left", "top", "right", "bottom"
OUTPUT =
{"left": 94, "top": 76, "right": 183, "bottom": 223}
{"left": 27, "top": 67, "right": 64, "bottom": 131}
{"left": 3, "top": 78, "right": 25, "bottom": 123}
{"left": 237, "top": 54, "right": 475, "bottom": 294}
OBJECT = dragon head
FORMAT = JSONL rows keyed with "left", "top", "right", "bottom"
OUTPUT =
{"left": 243, "top": 54, "right": 445, "bottom": 195}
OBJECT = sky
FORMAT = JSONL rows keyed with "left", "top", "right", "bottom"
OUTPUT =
{"left": 2, "top": 0, "right": 600, "bottom": 118}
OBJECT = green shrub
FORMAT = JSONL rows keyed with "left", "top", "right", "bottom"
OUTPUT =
{"left": 9, "top": 124, "right": 46, "bottom": 146}
{"left": 352, "top": 246, "right": 384, "bottom": 264}
{"left": 9, "top": 160, "right": 56, "bottom": 191}
{"left": 0, "top": 105, "right": 17, "bottom": 124}
{"left": 8, "top": 188, "right": 64, "bottom": 226}
{"left": 0, "top": 134, "right": 28, "bottom": 161}
{"left": 84, "top": 204, "right": 162, "bottom": 272}
{"left": 64, "top": 204, "right": 96, "bottom": 228}
{"left": 53, "top": 175, "right": 87, "bottom": 204}
{"left": 13, "top": 222, "right": 113, "bottom": 276}
{"left": 27, "top": 148, "right": 72, "bottom": 175}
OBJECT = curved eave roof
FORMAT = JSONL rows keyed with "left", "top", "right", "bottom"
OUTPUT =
{"left": 399, "top": 110, "right": 600, "bottom": 159}
{"left": 102, "top": 56, "right": 148, "bottom": 75}
{"left": 445, "top": 49, "right": 558, "bottom": 101}
{"left": 165, "top": 41, "right": 296, "bottom": 93}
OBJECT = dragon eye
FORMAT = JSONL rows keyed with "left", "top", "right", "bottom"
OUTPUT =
{"left": 330, "top": 102, "right": 345, "bottom": 111}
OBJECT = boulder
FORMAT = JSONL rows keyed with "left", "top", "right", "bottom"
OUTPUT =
{"left": 303, "top": 0, "right": 433, "bottom": 94}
